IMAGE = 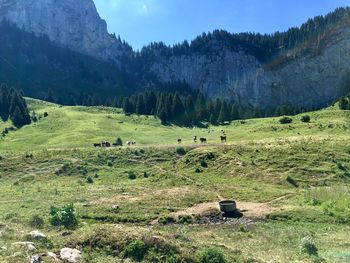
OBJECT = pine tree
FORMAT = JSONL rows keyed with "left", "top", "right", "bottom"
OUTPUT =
{"left": 218, "top": 101, "right": 230, "bottom": 123}
{"left": 171, "top": 93, "right": 185, "bottom": 119}
{"left": 135, "top": 94, "right": 146, "bottom": 115}
{"left": 123, "top": 98, "right": 134, "bottom": 114}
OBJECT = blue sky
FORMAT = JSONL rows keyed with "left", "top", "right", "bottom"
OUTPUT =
{"left": 93, "top": 0, "right": 350, "bottom": 50}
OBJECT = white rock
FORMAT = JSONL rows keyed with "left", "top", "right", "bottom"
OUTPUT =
{"left": 60, "top": 248, "right": 82, "bottom": 263}
{"left": 30, "top": 230, "right": 46, "bottom": 239}
{"left": 29, "top": 255, "right": 42, "bottom": 263}
{"left": 47, "top": 251, "right": 61, "bottom": 262}
{"left": 27, "top": 243, "right": 37, "bottom": 252}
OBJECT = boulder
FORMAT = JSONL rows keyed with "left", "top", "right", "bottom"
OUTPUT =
{"left": 60, "top": 248, "right": 82, "bottom": 263}
{"left": 30, "top": 230, "right": 46, "bottom": 239}
{"left": 29, "top": 255, "right": 42, "bottom": 263}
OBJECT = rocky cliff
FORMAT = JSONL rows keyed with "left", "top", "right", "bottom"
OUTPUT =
{"left": 0, "top": 0, "right": 132, "bottom": 63}
{"left": 148, "top": 26, "right": 350, "bottom": 109}
{"left": 0, "top": 0, "right": 349, "bottom": 109}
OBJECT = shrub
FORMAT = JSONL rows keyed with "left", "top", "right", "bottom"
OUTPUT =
{"left": 107, "top": 160, "right": 113, "bottom": 167}
{"left": 158, "top": 215, "right": 176, "bottom": 225}
{"left": 50, "top": 203, "right": 78, "bottom": 229}
{"left": 30, "top": 215, "right": 45, "bottom": 228}
{"left": 339, "top": 96, "right": 350, "bottom": 110}
{"left": 128, "top": 171, "right": 137, "bottom": 180}
{"left": 195, "top": 168, "right": 202, "bottom": 173}
{"left": 123, "top": 240, "right": 148, "bottom": 262}
{"left": 200, "top": 160, "right": 208, "bottom": 168}
{"left": 286, "top": 176, "right": 298, "bottom": 187}
{"left": 206, "top": 152, "right": 215, "bottom": 160}
{"left": 279, "top": 116, "right": 293, "bottom": 124}
{"left": 199, "top": 248, "right": 226, "bottom": 263}
{"left": 115, "top": 137, "right": 123, "bottom": 146}
{"left": 43, "top": 112, "right": 49, "bottom": 118}
{"left": 300, "top": 236, "right": 318, "bottom": 256}
{"left": 176, "top": 147, "right": 186, "bottom": 156}
{"left": 86, "top": 176, "right": 94, "bottom": 184}
{"left": 301, "top": 115, "right": 311, "bottom": 123}
{"left": 178, "top": 215, "right": 193, "bottom": 224}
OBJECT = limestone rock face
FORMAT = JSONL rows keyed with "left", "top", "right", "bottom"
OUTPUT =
{"left": 149, "top": 27, "right": 350, "bottom": 108}
{"left": 0, "top": 0, "right": 132, "bottom": 63}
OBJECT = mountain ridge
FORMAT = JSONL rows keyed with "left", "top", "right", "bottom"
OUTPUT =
{"left": 0, "top": 0, "right": 349, "bottom": 110}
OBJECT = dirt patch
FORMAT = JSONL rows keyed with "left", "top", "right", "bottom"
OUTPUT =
{"left": 90, "top": 187, "right": 194, "bottom": 205}
{"left": 174, "top": 201, "right": 282, "bottom": 219}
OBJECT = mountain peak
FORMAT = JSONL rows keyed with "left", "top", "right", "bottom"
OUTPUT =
{"left": 0, "top": 0, "right": 132, "bottom": 62}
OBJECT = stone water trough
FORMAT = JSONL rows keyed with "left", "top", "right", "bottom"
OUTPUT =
{"left": 219, "top": 200, "right": 243, "bottom": 218}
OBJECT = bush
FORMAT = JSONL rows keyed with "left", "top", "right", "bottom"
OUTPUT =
{"left": 301, "top": 115, "right": 311, "bottom": 123}
{"left": 128, "top": 171, "right": 137, "bottom": 180}
{"left": 176, "top": 147, "right": 186, "bottom": 156}
{"left": 286, "top": 176, "right": 298, "bottom": 187}
{"left": 195, "top": 168, "right": 202, "bottom": 173}
{"left": 178, "top": 215, "right": 193, "bottom": 224}
{"left": 300, "top": 236, "right": 318, "bottom": 256}
{"left": 29, "top": 215, "right": 45, "bottom": 228}
{"left": 200, "top": 160, "right": 208, "bottom": 168}
{"left": 50, "top": 203, "right": 78, "bottom": 229}
{"left": 43, "top": 112, "right": 49, "bottom": 118}
{"left": 115, "top": 137, "right": 123, "bottom": 146}
{"left": 199, "top": 248, "right": 226, "bottom": 263}
{"left": 279, "top": 116, "right": 293, "bottom": 124}
{"left": 158, "top": 215, "right": 176, "bottom": 225}
{"left": 107, "top": 160, "right": 113, "bottom": 167}
{"left": 123, "top": 240, "right": 148, "bottom": 262}
{"left": 86, "top": 176, "right": 94, "bottom": 184}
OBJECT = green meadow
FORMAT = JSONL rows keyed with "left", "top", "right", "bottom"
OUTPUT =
{"left": 0, "top": 98, "right": 349, "bottom": 262}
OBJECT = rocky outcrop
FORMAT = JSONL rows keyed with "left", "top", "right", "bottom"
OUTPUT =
{"left": 0, "top": 0, "right": 132, "bottom": 64}
{"left": 149, "top": 26, "right": 350, "bottom": 109}
{"left": 0, "top": 0, "right": 349, "bottom": 109}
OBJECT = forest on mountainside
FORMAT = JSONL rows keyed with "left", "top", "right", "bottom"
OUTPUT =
{"left": 0, "top": 84, "right": 31, "bottom": 127}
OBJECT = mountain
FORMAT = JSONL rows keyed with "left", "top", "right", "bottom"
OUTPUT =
{"left": 0, "top": 21, "right": 136, "bottom": 103}
{"left": 0, "top": 0, "right": 349, "bottom": 111}
{"left": 136, "top": 8, "right": 350, "bottom": 109}
{"left": 0, "top": 0, "right": 133, "bottom": 64}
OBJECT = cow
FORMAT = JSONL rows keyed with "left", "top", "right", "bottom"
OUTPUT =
{"left": 177, "top": 139, "right": 182, "bottom": 144}
{"left": 193, "top": 136, "right": 197, "bottom": 143}
{"left": 93, "top": 143, "right": 102, "bottom": 147}
{"left": 200, "top": 138, "right": 207, "bottom": 143}
{"left": 101, "top": 141, "right": 111, "bottom": 147}
{"left": 220, "top": 136, "right": 227, "bottom": 143}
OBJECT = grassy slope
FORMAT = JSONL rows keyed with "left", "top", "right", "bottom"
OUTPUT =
{"left": 0, "top": 98, "right": 349, "bottom": 151}
{"left": 0, "top": 98, "right": 349, "bottom": 262}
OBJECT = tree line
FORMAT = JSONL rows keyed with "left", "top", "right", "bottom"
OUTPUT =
{"left": 0, "top": 84, "right": 31, "bottom": 127}
{"left": 137, "top": 7, "right": 350, "bottom": 63}
{"left": 117, "top": 90, "right": 313, "bottom": 126}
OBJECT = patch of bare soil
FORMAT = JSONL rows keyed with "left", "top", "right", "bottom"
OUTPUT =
{"left": 90, "top": 187, "right": 194, "bottom": 205}
{"left": 174, "top": 201, "right": 281, "bottom": 219}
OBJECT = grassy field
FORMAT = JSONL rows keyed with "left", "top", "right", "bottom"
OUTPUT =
{"left": 0, "top": 99, "right": 349, "bottom": 262}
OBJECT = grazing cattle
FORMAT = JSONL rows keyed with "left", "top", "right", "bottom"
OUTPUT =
{"left": 126, "top": 141, "right": 136, "bottom": 146}
{"left": 200, "top": 138, "right": 207, "bottom": 143}
{"left": 101, "top": 141, "right": 111, "bottom": 147}
{"left": 220, "top": 136, "right": 227, "bottom": 143}
{"left": 178, "top": 139, "right": 182, "bottom": 144}
{"left": 193, "top": 136, "right": 197, "bottom": 143}
{"left": 94, "top": 143, "right": 102, "bottom": 147}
